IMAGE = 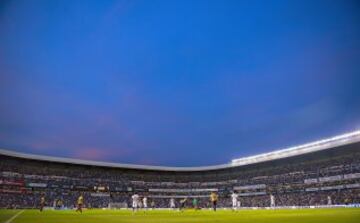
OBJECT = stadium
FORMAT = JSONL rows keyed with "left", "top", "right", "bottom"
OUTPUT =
{"left": 1, "top": 0, "right": 360, "bottom": 223}
{"left": 1, "top": 131, "right": 360, "bottom": 222}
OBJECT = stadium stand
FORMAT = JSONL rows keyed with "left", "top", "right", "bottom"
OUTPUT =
{"left": 1, "top": 131, "right": 360, "bottom": 209}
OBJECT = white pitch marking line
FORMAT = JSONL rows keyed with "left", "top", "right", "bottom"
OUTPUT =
{"left": 4, "top": 210, "right": 24, "bottom": 223}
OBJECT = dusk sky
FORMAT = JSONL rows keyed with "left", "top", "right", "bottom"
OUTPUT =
{"left": 1, "top": 0, "right": 360, "bottom": 166}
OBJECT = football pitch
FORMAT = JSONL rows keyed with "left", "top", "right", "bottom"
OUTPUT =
{"left": 1, "top": 208, "right": 360, "bottom": 223}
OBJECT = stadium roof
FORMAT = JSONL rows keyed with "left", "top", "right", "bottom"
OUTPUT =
{"left": 1, "top": 130, "right": 360, "bottom": 172}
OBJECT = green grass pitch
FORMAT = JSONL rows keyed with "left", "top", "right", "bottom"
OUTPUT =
{"left": 1, "top": 208, "right": 360, "bottom": 223}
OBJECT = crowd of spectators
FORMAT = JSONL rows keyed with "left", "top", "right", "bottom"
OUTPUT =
{"left": 1, "top": 147, "right": 360, "bottom": 209}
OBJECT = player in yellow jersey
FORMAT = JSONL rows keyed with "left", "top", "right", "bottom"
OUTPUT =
{"left": 76, "top": 194, "right": 84, "bottom": 213}
{"left": 39, "top": 194, "right": 46, "bottom": 212}
{"left": 210, "top": 192, "right": 218, "bottom": 211}
{"left": 179, "top": 197, "right": 187, "bottom": 211}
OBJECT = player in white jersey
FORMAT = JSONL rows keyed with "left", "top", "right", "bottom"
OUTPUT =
{"left": 143, "top": 197, "right": 148, "bottom": 209}
{"left": 231, "top": 192, "right": 239, "bottom": 210}
{"left": 170, "top": 198, "right": 176, "bottom": 209}
{"left": 132, "top": 194, "right": 140, "bottom": 211}
{"left": 327, "top": 196, "right": 332, "bottom": 205}
{"left": 270, "top": 194, "right": 275, "bottom": 208}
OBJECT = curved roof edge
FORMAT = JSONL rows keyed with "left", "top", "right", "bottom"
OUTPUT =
{"left": 231, "top": 130, "right": 360, "bottom": 166}
{"left": 1, "top": 130, "right": 360, "bottom": 172}
{"left": 0, "top": 149, "right": 230, "bottom": 172}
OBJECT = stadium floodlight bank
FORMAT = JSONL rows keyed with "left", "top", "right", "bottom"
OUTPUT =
{"left": 231, "top": 130, "right": 360, "bottom": 166}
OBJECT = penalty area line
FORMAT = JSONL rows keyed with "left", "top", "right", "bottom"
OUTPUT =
{"left": 4, "top": 210, "right": 24, "bottom": 223}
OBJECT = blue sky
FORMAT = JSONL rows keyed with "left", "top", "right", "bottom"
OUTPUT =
{"left": 0, "top": 0, "right": 360, "bottom": 166}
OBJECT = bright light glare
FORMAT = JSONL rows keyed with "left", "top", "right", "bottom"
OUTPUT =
{"left": 231, "top": 130, "right": 360, "bottom": 166}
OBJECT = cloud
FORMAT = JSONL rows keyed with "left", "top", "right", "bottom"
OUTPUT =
{"left": 72, "top": 148, "right": 111, "bottom": 161}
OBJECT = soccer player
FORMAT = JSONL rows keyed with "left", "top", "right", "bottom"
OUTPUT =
{"left": 57, "top": 199, "right": 63, "bottom": 210}
{"left": 192, "top": 198, "right": 198, "bottom": 209}
{"left": 237, "top": 200, "right": 241, "bottom": 209}
{"left": 143, "top": 196, "right": 148, "bottom": 210}
{"left": 132, "top": 193, "right": 140, "bottom": 212}
{"left": 210, "top": 192, "right": 218, "bottom": 211}
{"left": 270, "top": 194, "right": 275, "bottom": 208}
{"left": 179, "top": 198, "right": 187, "bottom": 211}
{"left": 170, "top": 198, "right": 176, "bottom": 209}
{"left": 327, "top": 196, "right": 332, "bottom": 205}
{"left": 151, "top": 200, "right": 156, "bottom": 209}
{"left": 53, "top": 199, "right": 57, "bottom": 209}
{"left": 76, "top": 194, "right": 84, "bottom": 213}
{"left": 39, "top": 194, "right": 46, "bottom": 212}
{"left": 231, "top": 191, "right": 239, "bottom": 210}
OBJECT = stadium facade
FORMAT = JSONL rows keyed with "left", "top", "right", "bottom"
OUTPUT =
{"left": 1, "top": 131, "right": 360, "bottom": 209}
